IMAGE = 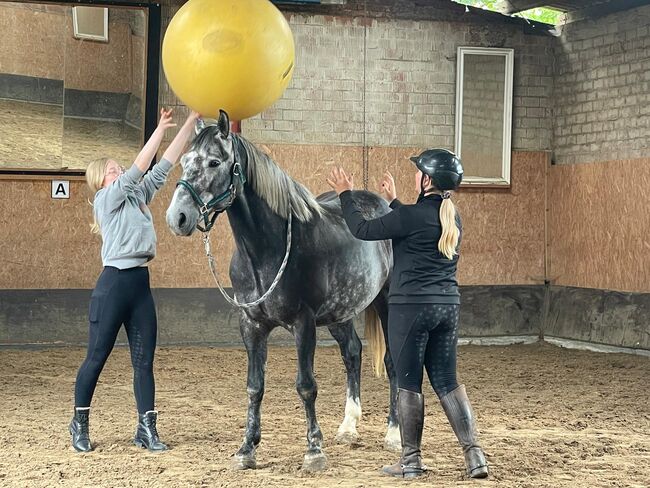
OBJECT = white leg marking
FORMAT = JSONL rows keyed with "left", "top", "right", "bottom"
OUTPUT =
{"left": 336, "top": 394, "right": 361, "bottom": 443}
{"left": 384, "top": 421, "right": 401, "bottom": 451}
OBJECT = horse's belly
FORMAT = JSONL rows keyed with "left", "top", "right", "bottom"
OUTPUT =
{"left": 314, "top": 241, "right": 390, "bottom": 325}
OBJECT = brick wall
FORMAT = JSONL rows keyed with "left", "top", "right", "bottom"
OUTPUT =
{"left": 553, "top": 5, "right": 650, "bottom": 165}
{"left": 240, "top": 15, "right": 553, "bottom": 151}
{"left": 159, "top": 1, "right": 554, "bottom": 152}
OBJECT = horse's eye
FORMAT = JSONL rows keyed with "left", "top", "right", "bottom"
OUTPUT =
{"left": 208, "top": 160, "right": 220, "bottom": 168}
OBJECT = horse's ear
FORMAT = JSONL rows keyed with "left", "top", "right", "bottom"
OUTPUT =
{"left": 217, "top": 109, "right": 230, "bottom": 138}
{"left": 194, "top": 117, "right": 205, "bottom": 135}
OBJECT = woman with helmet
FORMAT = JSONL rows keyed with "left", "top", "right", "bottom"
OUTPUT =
{"left": 327, "top": 150, "right": 488, "bottom": 479}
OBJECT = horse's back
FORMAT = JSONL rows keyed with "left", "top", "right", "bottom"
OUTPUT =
{"left": 316, "top": 190, "right": 392, "bottom": 220}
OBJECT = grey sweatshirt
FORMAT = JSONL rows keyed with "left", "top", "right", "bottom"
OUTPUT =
{"left": 94, "top": 159, "right": 173, "bottom": 269}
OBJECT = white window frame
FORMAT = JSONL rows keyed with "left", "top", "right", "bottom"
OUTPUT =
{"left": 72, "top": 6, "right": 109, "bottom": 43}
{"left": 455, "top": 46, "right": 514, "bottom": 186}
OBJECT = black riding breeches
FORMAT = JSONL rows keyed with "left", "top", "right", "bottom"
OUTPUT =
{"left": 388, "top": 303, "right": 460, "bottom": 397}
{"left": 74, "top": 266, "right": 158, "bottom": 413}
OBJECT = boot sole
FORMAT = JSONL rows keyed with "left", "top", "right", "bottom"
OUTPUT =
{"left": 134, "top": 438, "right": 168, "bottom": 452}
{"left": 383, "top": 472, "right": 425, "bottom": 479}
{"left": 469, "top": 466, "right": 489, "bottom": 478}
{"left": 69, "top": 425, "right": 92, "bottom": 452}
{"left": 382, "top": 467, "right": 425, "bottom": 479}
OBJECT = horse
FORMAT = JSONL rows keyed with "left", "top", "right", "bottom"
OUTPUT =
{"left": 166, "top": 110, "right": 400, "bottom": 471}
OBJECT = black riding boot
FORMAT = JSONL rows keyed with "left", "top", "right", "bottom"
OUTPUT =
{"left": 440, "top": 385, "right": 489, "bottom": 479}
{"left": 69, "top": 407, "right": 92, "bottom": 452}
{"left": 134, "top": 410, "right": 168, "bottom": 451}
{"left": 382, "top": 388, "right": 426, "bottom": 478}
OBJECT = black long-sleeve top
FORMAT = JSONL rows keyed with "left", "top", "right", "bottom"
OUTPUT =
{"left": 339, "top": 190, "right": 462, "bottom": 305}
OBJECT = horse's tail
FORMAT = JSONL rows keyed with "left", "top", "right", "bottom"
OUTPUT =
{"left": 364, "top": 306, "right": 386, "bottom": 378}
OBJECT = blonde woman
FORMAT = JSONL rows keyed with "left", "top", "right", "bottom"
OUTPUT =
{"left": 69, "top": 108, "right": 199, "bottom": 453}
{"left": 327, "top": 150, "right": 488, "bottom": 479}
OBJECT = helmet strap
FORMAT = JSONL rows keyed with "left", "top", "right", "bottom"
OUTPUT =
{"left": 419, "top": 173, "right": 428, "bottom": 197}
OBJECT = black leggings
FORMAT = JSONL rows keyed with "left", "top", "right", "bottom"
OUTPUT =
{"left": 388, "top": 303, "right": 460, "bottom": 397}
{"left": 74, "top": 266, "right": 158, "bottom": 413}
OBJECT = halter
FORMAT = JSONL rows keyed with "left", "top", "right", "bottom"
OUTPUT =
{"left": 176, "top": 160, "right": 246, "bottom": 232}
{"left": 174, "top": 137, "right": 292, "bottom": 310}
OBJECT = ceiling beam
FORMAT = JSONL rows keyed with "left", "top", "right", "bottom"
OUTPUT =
{"left": 566, "top": 0, "right": 650, "bottom": 22}
{"left": 499, "top": 0, "right": 551, "bottom": 14}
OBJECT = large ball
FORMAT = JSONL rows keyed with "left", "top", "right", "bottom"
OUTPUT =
{"left": 162, "top": 0, "right": 295, "bottom": 120}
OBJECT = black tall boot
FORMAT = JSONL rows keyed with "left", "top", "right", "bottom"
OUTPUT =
{"left": 382, "top": 388, "right": 426, "bottom": 478}
{"left": 69, "top": 407, "right": 92, "bottom": 452}
{"left": 440, "top": 385, "right": 489, "bottom": 479}
{"left": 134, "top": 410, "right": 168, "bottom": 452}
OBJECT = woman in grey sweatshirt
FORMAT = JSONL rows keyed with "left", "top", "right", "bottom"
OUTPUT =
{"left": 69, "top": 109, "right": 199, "bottom": 453}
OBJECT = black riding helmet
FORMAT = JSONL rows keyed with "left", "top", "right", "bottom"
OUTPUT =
{"left": 410, "top": 149, "right": 463, "bottom": 192}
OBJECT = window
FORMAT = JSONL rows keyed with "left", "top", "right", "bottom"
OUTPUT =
{"left": 72, "top": 6, "right": 108, "bottom": 42}
{"left": 455, "top": 47, "right": 514, "bottom": 186}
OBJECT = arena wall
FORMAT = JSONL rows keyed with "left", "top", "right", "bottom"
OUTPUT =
{"left": 1, "top": 1, "right": 647, "bottom": 351}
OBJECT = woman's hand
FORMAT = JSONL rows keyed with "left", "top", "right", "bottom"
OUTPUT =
{"left": 157, "top": 108, "right": 177, "bottom": 132}
{"left": 326, "top": 167, "right": 354, "bottom": 195}
{"left": 184, "top": 110, "right": 201, "bottom": 126}
{"left": 379, "top": 170, "right": 397, "bottom": 202}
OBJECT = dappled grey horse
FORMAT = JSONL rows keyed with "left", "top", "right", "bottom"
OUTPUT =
{"left": 166, "top": 111, "right": 400, "bottom": 471}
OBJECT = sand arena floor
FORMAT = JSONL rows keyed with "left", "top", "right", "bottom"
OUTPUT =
{"left": 0, "top": 342, "right": 648, "bottom": 487}
{"left": 0, "top": 99, "right": 141, "bottom": 170}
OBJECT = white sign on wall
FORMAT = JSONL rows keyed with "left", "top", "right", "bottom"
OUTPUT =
{"left": 51, "top": 180, "right": 70, "bottom": 199}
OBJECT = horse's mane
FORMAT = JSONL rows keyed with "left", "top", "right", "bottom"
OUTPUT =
{"left": 235, "top": 135, "right": 323, "bottom": 223}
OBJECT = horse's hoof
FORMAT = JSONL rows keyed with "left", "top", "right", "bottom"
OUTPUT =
{"left": 232, "top": 453, "right": 256, "bottom": 470}
{"left": 335, "top": 430, "right": 360, "bottom": 445}
{"left": 302, "top": 451, "right": 328, "bottom": 472}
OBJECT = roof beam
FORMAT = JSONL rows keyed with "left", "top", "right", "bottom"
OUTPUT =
{"left": 499, "top": 0, "right": 551, "bottom": 14}
{"left": 565, "top": 0, "right": 650, "bottom": 22}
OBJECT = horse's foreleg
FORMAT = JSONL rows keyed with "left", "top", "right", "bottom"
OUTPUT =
{"left": 233, "top": 316, "right": 270, "bottom": 470}
{"left": 294, "top": 310, "right": 328, "bottom": 472}
{"left": 327, "top": 321, "right": 362, "bottom": 445}
{"left": 373, "top": 288, "right": 401, "bottom": 451}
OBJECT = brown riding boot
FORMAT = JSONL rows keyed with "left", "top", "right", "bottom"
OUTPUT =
{"left": 382, "top": 388, "right": 426, "bottom": 478}
{"left": 440, "top": 385, "right": 489, "bottom": 479}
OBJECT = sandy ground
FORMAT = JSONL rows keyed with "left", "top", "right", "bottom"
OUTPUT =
{"left": 0, "top": 343, "right": 648, "bottom": 487}
{"left": 0, "top": 99, "right": 141, "bottom": 170}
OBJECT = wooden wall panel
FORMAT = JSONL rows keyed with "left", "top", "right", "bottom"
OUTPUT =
{"left": 0, "top": 4, "right": 65, "bottom": 80}
{"left": 6, "top": 151, "right": 647, "bottom": 294}
{"left": 0, "top": 145, "right": 364, "bottom": 289}
{"left": 367, "top": 150, "right": 548, "bottom": 286}
{"left": 548, "top": 158, "right": 650, "bottom": 293}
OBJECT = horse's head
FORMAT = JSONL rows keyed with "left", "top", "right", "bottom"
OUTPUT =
{"left": 166, "top": 110, "right": 245, "bottom": 236}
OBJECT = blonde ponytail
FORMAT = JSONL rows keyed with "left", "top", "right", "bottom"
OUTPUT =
{"left": 438, "top": 196, "right": 459, "bottom": 260}
{"left": 89, "top": 204, "right": 101, "bottom": 234}
{"left": 85, "top": 157, "right": 110, "bottom": 234}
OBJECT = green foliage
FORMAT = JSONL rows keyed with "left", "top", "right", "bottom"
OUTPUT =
{"left": 520, "top": 7, "right": 563, "bottom": 25}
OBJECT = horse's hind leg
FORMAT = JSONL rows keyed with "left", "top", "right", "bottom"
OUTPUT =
{"left": 372, "top": 288, "right": 401, "bottom": 451}
{"left": 233, "top": 315, "right": 270, "bottom": 470}
{"left": 295, "top": 310, "right": 328, "bottom": 472}
{"left": 328, "top": 320, "right": 362, "bottom": 445}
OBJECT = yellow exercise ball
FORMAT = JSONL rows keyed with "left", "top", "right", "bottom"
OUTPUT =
{"left": 162, "top": 0, "right": 295, "bottom": 120}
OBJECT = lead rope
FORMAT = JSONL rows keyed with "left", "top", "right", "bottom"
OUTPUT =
{"left": 202, "top": 212, "right": 293, "bottom": 309}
